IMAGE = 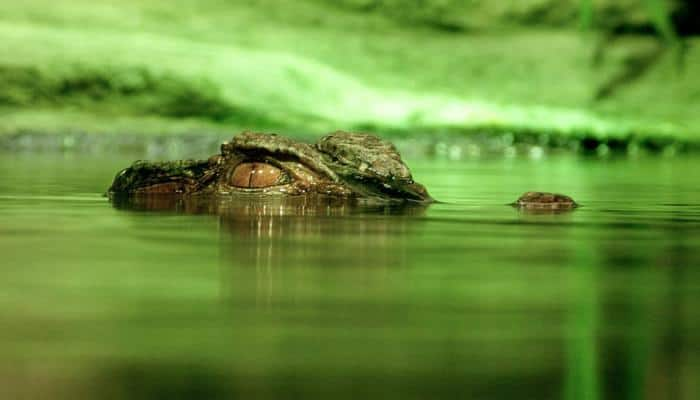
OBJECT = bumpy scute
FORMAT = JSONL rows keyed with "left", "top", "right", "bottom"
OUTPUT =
{"left": 316, "top": 131, "right": 411, "bottom": 180}
{"left": 315, "top": 131, "right": 429, "bottom": 201}
{"left": 513, "top": 191, "right": 578, "bottom": 211}
{"left": 108, "top": 159, "right": 213, "bottom": 194}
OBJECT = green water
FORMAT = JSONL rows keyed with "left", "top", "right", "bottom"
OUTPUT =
{"left": 1, "top": 153, "right": 699, "bottom": 399}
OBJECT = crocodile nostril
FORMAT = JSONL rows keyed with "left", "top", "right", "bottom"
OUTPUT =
{"left": 230, "top": 162, "right": 283, "bottom": 188}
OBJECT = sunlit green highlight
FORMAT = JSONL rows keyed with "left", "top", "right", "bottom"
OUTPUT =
{"left": 1, "top": 1, "right": 698, "bottom": 142}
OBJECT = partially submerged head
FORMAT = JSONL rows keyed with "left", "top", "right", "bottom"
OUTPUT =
{"left": 108, "top": 131, "right": 433, "bottom": 203}
{"left": 512, "top": 191, "right": 578, "bottom": 211}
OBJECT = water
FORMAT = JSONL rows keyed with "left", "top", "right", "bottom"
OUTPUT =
{"left": 1, "top": 152, "right": 699, "bottom": 399}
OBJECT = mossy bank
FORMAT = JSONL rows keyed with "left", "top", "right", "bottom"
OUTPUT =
{"left": 1, "top": 0, "right": 698, "bottom": 153}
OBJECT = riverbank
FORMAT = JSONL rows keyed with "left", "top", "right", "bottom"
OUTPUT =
{"left": 1, "top": 1, "right": 698, "bottom": 150}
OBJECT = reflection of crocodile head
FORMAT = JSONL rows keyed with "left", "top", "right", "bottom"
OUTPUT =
{"left": 111, "top": 195, "right": 427, "bottom": 298}
{"left": 108, "top": 131, "right": 432, "bottom": 203}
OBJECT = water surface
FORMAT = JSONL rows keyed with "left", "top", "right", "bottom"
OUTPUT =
{"left": 1, "top": 153, "right": 699, "bottom": 399}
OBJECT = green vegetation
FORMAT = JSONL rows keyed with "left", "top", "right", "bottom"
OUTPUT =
{"left": 0, "top": 65, "right": 256, "bottom": 122}
{"left": 640, "top": 0, "right": 678, "bottom": 42}
{"left": 0, "top": 0, "right": 698, "bottom": 146}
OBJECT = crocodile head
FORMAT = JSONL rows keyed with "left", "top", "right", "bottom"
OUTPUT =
{"left": 108, "top": 131, "right": 432, "bottom": 203}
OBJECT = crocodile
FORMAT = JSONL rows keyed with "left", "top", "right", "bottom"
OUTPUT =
{"left": 108, "top": 131, "right": 577, "bottom": 210}
{"left": 108, "top": 131, "right": 432, "bottom": 203}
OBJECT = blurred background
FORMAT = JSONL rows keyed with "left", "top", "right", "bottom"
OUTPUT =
{"left": 0, "top": 0, "right": 698, "bottom": 151}
{"left": 1, "top": 2, "right": 699, "bottom": 400}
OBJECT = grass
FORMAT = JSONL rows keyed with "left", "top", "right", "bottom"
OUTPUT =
{"left": 0, "top": 0, "right": 698, "bottom": 144}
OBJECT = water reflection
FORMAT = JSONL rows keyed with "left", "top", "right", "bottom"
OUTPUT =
{"left": 105, "top": 194, "right": 700, "bottom": 400}
{"left": 4, "top": 154, "right": 700, "bottom": 399}
{"left": 112, "top": 194, "right": 428, "bottom": 305}
{"left": 111, "top": 194, "right": 429, "bottom": 219}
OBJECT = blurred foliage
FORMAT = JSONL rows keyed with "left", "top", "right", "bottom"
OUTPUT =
{"left": 0, "top": 0, "right": 698, "bottom": 143}
{"left": 640, "top": 0, "right": 678, "bottom": 42}
{"left": 580, "top": 0, "right": 679, "bottom": 42}
{"left": 326, "top": 0, "right": 682, "bottom": 33}
{"left": 0, "top": 65, "right": 251, "bottom": 122}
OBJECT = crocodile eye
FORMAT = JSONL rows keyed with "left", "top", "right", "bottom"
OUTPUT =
{"left": 230, "top": 162, "right": 286, "bottom": 188}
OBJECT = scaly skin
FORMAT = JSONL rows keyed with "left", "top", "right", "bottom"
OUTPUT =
{"left": 108, "top": 131, "right": 578, "bottom": 210}
{"left": 108, "top": 131, "right": 433, "bottom": 203}
{"left": 512, "top": 191, "right": 578, "bottom": 211}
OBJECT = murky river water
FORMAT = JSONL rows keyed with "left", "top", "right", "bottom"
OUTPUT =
{"left": 1, "top": 152, "right": 699, "bottom": 399}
